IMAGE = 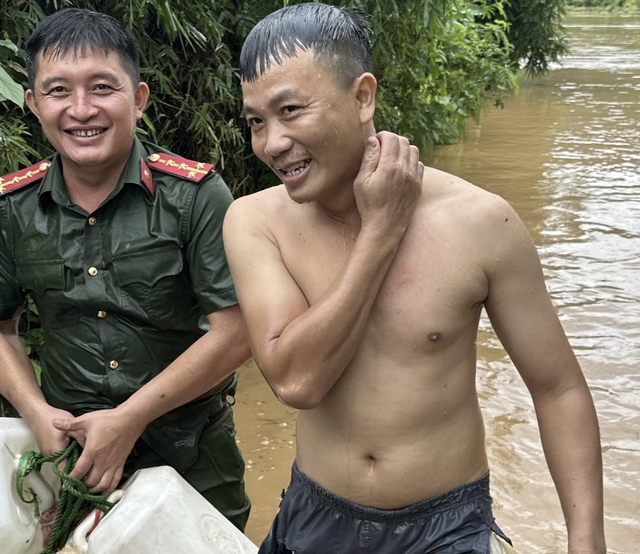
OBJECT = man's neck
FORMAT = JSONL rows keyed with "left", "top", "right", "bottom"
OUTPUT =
{"left": 61, "top": 159, "right": 127, "bottom": 213}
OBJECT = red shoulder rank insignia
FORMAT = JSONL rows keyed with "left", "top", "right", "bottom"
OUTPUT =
{"left": 146, "top": 152, "right": 214, "bottom": 183}
{"left": 0, "top": 161, "right": 51, "bottom": 196}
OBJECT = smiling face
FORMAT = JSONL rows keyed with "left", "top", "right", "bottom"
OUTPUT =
{"left": 25, "top": 48, "right": 149, "bottom": 176}
{"left": 242, "top": 49, "right": 376, "bottom": 206}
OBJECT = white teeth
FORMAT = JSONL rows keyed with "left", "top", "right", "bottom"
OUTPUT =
{"left": 69, "top": 129, "right": 104, "bottom": 137}
{"left": 282, "top": 160, "right": 310, "bottom": 176}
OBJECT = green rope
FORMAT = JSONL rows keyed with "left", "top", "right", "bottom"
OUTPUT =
{"left": 16, "top": 441, "right": 114, "bottom": 554}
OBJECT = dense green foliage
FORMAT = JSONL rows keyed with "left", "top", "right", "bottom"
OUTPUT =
{"left": 369, "top": 0, "right": 516, "bottom": 151}
{"left": 505, "top": 0, "right": 568, "bottom": 74}
{"left": 1, "top": 0, "right": 569, "bottom": 192}
{"left": 567, "top": 0, "right": 640, "bottom": 8}
{"left": 0, "top": 0, "right": 570, "bottom": 415}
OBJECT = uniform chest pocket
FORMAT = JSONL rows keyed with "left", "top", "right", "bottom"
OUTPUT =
{"left": 14, "top": 258, "right": 78, "bottom": 328}
{"left": 112, "top": 245, "right": 192, "bottom": 324}
{"left": 15, "top": 258, "right": 66, "bottom": 295}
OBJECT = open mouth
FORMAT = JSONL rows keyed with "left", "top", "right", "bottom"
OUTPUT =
{"left": 67, "top": 128, "right": 107, "bottom": 138}
{"left": 280, "top": 159, "right": 311, "bottom": 177}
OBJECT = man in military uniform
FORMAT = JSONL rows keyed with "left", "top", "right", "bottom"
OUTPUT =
{"left": 0, "top": 8, "right": 251, "bottom": 529}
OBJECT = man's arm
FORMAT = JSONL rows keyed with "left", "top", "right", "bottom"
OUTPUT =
{"left": 0, "top": 316, "right": 74, "bottom": 454}
{"left": 223, "top": 133, "right": 423, "bottom": 409}
{"left": 54, "top": 305, "right": 250, "bottom": 493}
{"left": 482, "top": 198, "right": 606, "bottom": 554}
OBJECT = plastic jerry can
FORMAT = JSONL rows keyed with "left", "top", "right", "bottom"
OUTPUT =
{"left": 67, "top": 465, "right": 258, "bottom": 554}
{"left": 1, "top": 417, "right": 258, "bottom": 554}
{"left": 0, "top": 417, "right": 58, "bottom": 554}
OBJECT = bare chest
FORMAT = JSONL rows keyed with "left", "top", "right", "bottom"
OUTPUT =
{"left": 279, "top": 221, "right": 489, "bottom": 352}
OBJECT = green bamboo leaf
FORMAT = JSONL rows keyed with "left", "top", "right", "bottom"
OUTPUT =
{"left": 0, "top": 66, "right": 24, "bottom": 107}
{"left": 0, "top": 39, "right": 19, "bottom": 54}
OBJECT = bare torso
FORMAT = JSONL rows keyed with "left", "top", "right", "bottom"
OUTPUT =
{"left": 255, "top": 167, "right": 510, "bottom": 508}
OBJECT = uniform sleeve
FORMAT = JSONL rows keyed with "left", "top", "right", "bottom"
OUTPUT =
{"left": 184, "top": 172, "right": 238, "bottom": 315}
{"left": 0, "top": 202, "right": 26, "bottom": 319}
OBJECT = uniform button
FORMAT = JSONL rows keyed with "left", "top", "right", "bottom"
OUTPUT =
{"left": 109, "top": 360, "right": 120, "bottom": 370}
{"left": 88, "top": 267, "right": 98, "bottom": 276}
{"left": 88, "top": 217, "right": 97, "bottom": 226}
{"left": 97, "top": 310, "right": 107, "bottom": 318}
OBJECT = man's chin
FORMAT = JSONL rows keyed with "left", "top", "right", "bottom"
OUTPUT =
{"left": 283, "top": 184, "right": 314, "bottom": 205}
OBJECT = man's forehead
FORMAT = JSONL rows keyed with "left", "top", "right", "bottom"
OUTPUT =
{"left": 34, "top": 46, "right": 129, "bottom": 84}
{"left": 39, "top": 44, "right": 117, "bottom": 64}
{"left": 242, "top": 48, "right": 318, "bottom": 83}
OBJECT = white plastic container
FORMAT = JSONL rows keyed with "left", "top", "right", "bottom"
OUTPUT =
{"left": 72, "top": 465, "right": 258, "bottom": 554}
{"left": 0, "top": 417, "right": 58, "bottom": 554}
{"left": 0, "top": 417, "right": 258, "bottom": 554}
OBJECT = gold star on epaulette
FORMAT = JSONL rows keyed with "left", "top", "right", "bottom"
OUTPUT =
{"left": 145, "top": 152, "right": 214, "bottom": 183}
{"left": 0, "top": 160, "right": 51, "bottom": 195}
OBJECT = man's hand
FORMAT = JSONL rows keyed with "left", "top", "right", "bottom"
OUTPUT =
{"left": 354, "top": 131, "right": 424, "bottom": 239}
{"left": 52, "top": 407, "right": 144, "bottom": 494}
{"left": 30, "top": 405, "right": 74, "bottom": 457}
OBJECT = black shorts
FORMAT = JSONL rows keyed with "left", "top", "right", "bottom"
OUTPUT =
{"left": 258, "top": 462, "right": 512, "bottom": 554}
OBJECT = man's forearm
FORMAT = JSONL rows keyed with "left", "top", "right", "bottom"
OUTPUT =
{"left": 536, "top": 386, "right": 606, "bottom": 553}
{"left": 0, "top": 321, "right": 49, "bottom": 422}
{"left": 118, "top": 305, "right": 250, "bottom": 429}
{"left": 257, "top": 227, "right": 404, "bottom": 409}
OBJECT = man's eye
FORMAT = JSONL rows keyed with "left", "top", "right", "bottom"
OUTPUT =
{"left": 47, "top": 86, "right": 67, "bottom": 95}
{"left": 282, "top": 105, "right": 299, "bottom": 115}
{"left": 94, "top": 84, "right": 112, "bottom": 92}
{"left": 247, "top": 117, "right": 263, "bottom": 128}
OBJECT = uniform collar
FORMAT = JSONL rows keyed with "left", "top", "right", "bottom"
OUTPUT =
{"left": 37, "top": 137, "right": 155, "bottom": 208}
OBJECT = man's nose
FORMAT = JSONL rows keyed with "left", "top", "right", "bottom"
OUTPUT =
{"left": 67, "top": 91, "right": 99, "bottom": 120}
{"left": 262, "top": 122, "right": 293, "bottom": 158}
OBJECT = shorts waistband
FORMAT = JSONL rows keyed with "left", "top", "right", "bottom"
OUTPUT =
{"left": 290, "top": 462, "right": 491, "bottom": 523}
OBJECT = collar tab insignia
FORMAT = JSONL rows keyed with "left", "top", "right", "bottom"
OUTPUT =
{"left": 0, "top": 161, "right": 51, "bottom": 196}
{"left": 146, "top": 153, "right": 214, "bottom": 184}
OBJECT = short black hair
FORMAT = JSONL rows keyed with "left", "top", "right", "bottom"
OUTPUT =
{"left": 240, "top": 2, "right": 372, "bottom": 90}
{"left": 25, "top": 8, "right": 140, "bottom": 89}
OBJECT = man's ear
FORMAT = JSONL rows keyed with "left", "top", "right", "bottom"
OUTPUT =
{"left": 134, "top": 82, "right": 150, "bottom": 120}
{"left": 354, "top": 72, "right": 377, "bottom": 126}
{"left": 25, "top": 89, "right": 40, "bottom": 120}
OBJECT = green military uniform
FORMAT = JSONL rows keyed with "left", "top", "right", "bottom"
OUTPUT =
{"left": 0, "top": 138, "right": 250, "bottom": 529}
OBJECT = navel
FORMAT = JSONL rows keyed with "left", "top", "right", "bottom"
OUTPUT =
{"left": 366, "top": 454, "right": 376, "bottom": 471}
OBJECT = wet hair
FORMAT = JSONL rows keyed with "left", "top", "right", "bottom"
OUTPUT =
{"left": 25, "top": 8, "right": 140, "bottom": 89}
{"left": 240, "top": 2, "right": 372, "bottom": 90}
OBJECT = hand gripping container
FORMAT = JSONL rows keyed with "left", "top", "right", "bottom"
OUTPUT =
{"left": 0, "top": 417, "right": 258, "bottom": 554}
{"left": 0, "top": 417, "right": 58, "bottom": 554}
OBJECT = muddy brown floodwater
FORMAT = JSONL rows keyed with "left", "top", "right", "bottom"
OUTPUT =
{"left": 234, "top": 359, "right": 297, "bottom": 545}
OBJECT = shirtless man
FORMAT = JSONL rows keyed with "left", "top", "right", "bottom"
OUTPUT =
{"left": 223, "top": 3, "right": 606, "bottom": 553}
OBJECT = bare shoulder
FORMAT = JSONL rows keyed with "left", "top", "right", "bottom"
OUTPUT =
{"left": 224, "top": 184, "right": 293, "bottom": 234}
{"left": 422, "top": 166, "right": 510, "bottom": 209}
{"left": 420, "top": 166, "right": 526, "bottom": 234}
{"left": 413, "top": 166, "right": 537, "bottom": 280}
{"left": 227, "top": 184, "right": 289, "bottom": 217}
